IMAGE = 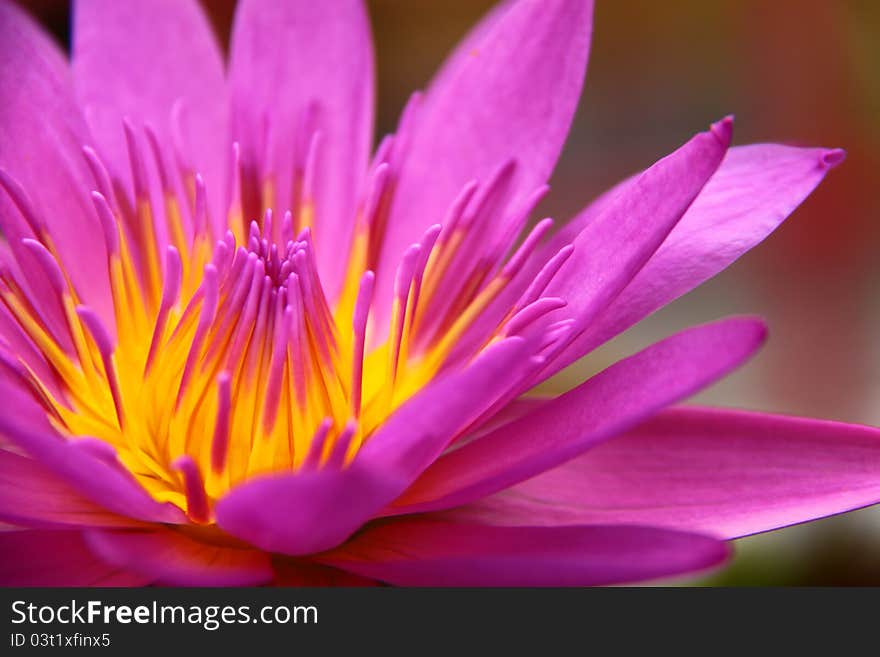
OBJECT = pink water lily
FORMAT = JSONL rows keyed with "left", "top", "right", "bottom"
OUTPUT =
{"left": 1, "top": 0, "right": 878, "bottom": 587}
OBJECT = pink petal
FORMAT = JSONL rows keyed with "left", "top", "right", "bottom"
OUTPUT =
{"left": 0, "top": 1, "right": 111, "bottom": 321}
{"left": 0, "top": 449, "right": 146, "bottom": 529}
{"left": 317, "top": 518, "right": 728, "bottom": 586}
{"left": 85, "top": 527, "right": 274, "bottom": 586}
{"left": 445, "top": 406, "right": 880, "bottom": 540}
{"left": 392, "top": 316, "right": 766, "bottom": 514}
{"left": 72, "top": 0, "right": 229, "bottom": 229}
{"left": 229, "top": 0, "right": 374, "bottom": 296}
{"left": 544, "top": 144, "right": 846, "bottom": 371}
{"left": 0, "top": 530, "right": 149, "bottom": 586}
{"left": 0, "top": 302, "right": 64, "bottom": 402}
{"left": 215, "top": 337, "right": 531, "bottom": 556}
{"left": 451, "top": 119, "right": 732, "bottom": 370}
{"left": 523, "top": 119, "right": 732, "bottom": 362}
{"left": 375, "top": 0, "right": 594, "bottom": 317}
{"left": 271, "top": 559, "right": 380, "bottom": 586}
{"left": 0, "top": 378, "right": 185, "bottom": 525}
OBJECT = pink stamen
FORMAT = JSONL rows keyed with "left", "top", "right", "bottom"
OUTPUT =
{"left": 262, "top": 294, "right": 291, "bottom": 433}
{"left": 326, "top": 419, "right": 357, "bottom": 470}
{"left": 302, "top": 418, "right": 333, "bottom": 470}
{"left": 0, "top": 168, "right": 44, "bottom": 236}
{"left": 211, "top": 372, "right": 232, "bottom": 474}
{"left": 82, "top": 146, "right": 120, "bottom": 214}
{"left": 504, "top": 297, "right": 567, "bottom": 337}
{"left": 171, "top": 454, "right": 210, "bottom": 523}
{"left": 145, "top": 247, "right": 182, "bottom": 375}
{"left": 285, "top": 280, "right": 308, "bottom": 407}
{"left": 502, "top": 218, "right": 554, "bottom": 279}
{"left": 516, "top": 244, "right": 575, "bottom": 312}
{"left": 351, "top": 271, "right": 375, "bottom": 417}
{"left": 176, "top": 264, "right": 219, "bottom": 407}
{"left": 21, "top": 239, "right": 67, "bottom": 298}
{"left": 76, "top": 305, "right": 124, "bottom": 430}
{"left": 90, "top": 192, "right": 120, "bottom": 257}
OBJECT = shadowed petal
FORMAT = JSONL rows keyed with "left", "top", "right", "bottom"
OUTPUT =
{"left": 523, "top": 119, "right": 732, "bottom": 363}
{"left": 216, "top": 337, "right": 531, "bottom": 556}
{"left": 0, "top": 378, "right": 185, "bottom": 525}
{"left": 391, "top": 316, "right": 766, "bottom": 514}
{"left": 85, "top": 527, "right": 274, "bottom": 586}
{"left": 0, "top": 1, "right": 111, "bottom": 321}
{"left": 72, "top": 0, "right": 229, "bottom": 228}
{"left": 375, "top": 0, "right": 594, "bottom": 316}
{"left": 544, "top": 144, "right": 846, "bottom": 371}
{"left": 229, "top": 0, "right": 374, "bottom": 295}
{"left": 271, "top": 559, "right": 380, "bottom": 586}
{"left": 443, "top": 407, "right": 880, "bottom": 540}
{"left": 0, "top": 530, "right": 150, "bottom": 586}
{"left": 0, "top": 450, "right": 147, "bottom": 529}
{"left": 317, "top": 518, "right": 728, "bottom": 586}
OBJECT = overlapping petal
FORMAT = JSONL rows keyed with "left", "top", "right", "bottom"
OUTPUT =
{"left": 0, "top": 379, "right": 185, "bottom": 525}
{"left": 542, "top": 144, "right": 847, "bottom": 372}
{"left": 318, "top": 518, "right": 728, "bottom": 586}
{"left": 441, "top": 407, "right": 880, "bottom": 540}
{"left": 85, "top": 527, "right": 274, "bottom": 586}
{"left": 229, "top": 0, "right": 374, "bottom": 295}
{"left": 0, "top": 0, "right": 866, "bottom": 590}
{"left": 0, "top": 0, "right": 111, "bottom": 321}
{"left": 375, "top": 0, "right": 594, "bottom": 316}
{"left": 72, "top": 0, "right": 229, "bottom": 228}
{"left": 392, "top": 316, "right": 765, "bottom": 514}
{"left": 215, "top": 337, "right": 530, "bottom": 556}
{"left": 0, "top": 530, "right": 149, "bottom": 586}
{"left": 0, "top": 450, "right": 146, "bottom": 529}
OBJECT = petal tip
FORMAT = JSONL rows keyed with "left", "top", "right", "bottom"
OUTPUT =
{"left": 741, "top": 315, "right": 769, "bottom": 347}
{"left": 709, "top": 115, "right": 734, "bottom": 146}
{"left": 820, "top": 148, "right": 846, "bottom": 169}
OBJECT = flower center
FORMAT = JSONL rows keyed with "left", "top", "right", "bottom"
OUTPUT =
{"left": 0, "top": 115, "right": 569, "bottom": 522}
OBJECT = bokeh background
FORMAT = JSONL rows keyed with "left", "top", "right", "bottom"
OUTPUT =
{"left": 20, "top": 0, "right": 880, "bottom": 584}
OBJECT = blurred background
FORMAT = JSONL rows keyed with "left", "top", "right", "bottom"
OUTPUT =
{"left": 21, "top": 0, "right": 880, "bottom": 584}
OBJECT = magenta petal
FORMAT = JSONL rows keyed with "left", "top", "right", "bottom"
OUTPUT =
{"left": 524, "top": 119, "right": 732, "bottom": 360}
{"left": 229, "top": 0, "right": 374, "bottom": 296}
{"left": 0, "top": 302, "right": 65, "bottom": 402}
{"left": 0, "top": 1, "right": 111, "bottom": 320}
{"left": 0, "top": 450, "right": 145, "bottom": 529}
{"left": 0, "top": 379, "right": 185, "bottom": 525}
{"left": 271, "top": 559, "right": 380, "bottom": 586}
{"left": 216, "top": 337, "right": 530, "bottom": 556}
{"left": 316, "top": 518, "right": 728, "bottom": 586}
{"left": 546, "top": 144, "right": 845, "bottom": 368}
{"left": 375, "top": 0, "right": 594, "bottom": 315}
{"left": 451, "top": 119, "right": 732, "bottom": 367}
{"left": 84, "top": 527, "right": 274, "bottom": 587}
{"left": 73, "top": 0, "right": 229, "bottom": 227}
{"left": 445, "top": 406, "right": 880, "bottom": 540}
{"left": 0, "top": 530, "right": 149, "bottom": 586}
{"left": 392, "top": 316, "right": 766, "bottom": 514}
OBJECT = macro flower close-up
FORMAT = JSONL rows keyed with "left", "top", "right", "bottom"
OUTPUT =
{"left": 1, "top": 0, "right": 880, "bottom": 587}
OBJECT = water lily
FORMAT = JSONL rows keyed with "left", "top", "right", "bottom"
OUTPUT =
{"left": 1, "top": 0, "right": 878, "bottom": 587}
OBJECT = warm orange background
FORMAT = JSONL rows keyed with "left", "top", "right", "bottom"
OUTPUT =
{"left": 21, "top": 0, "right": 880, "bottom": 584}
